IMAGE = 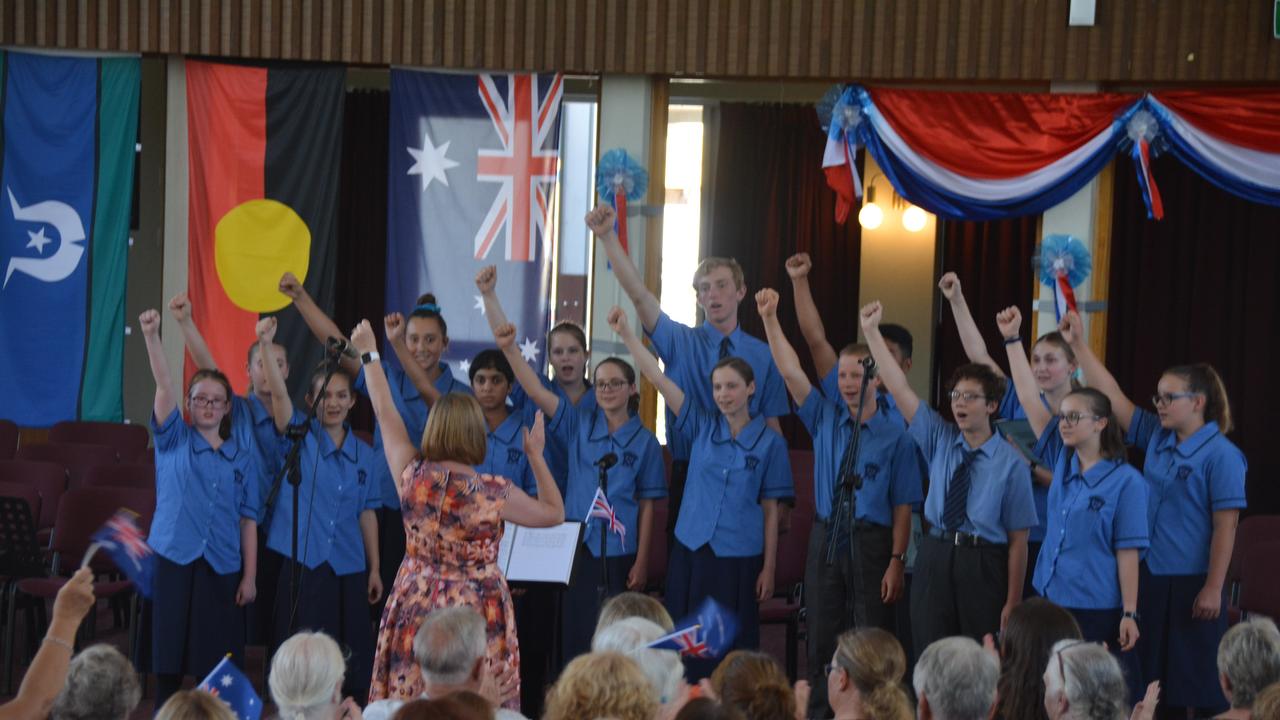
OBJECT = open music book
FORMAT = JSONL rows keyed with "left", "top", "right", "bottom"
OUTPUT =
{"left": 497, "top": 521, "right": 582, "bottom": 585}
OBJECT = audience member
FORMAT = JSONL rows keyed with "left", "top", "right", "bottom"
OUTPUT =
{"left": 913, "top": 638, "right": 999, "bottom": 720}
{"left": 0, "top": 567, "right": 96, "bottom": 720}
{"left": 597, "top": 590, "right": 677, "bottom": 634}
{"left": 1251, "top": 683, "right": 1280, "bottom": 720}
{"left": 364, "top": 607, "right": 522, "bottom": 720}
{"left": 154, "top": 690, "right": 237, "bottom": 720}
{"left": 49, "top": 643, "right": 142, "bottom": 720}
{"left": 543, "top": 652, "right": 659, "bottom": 720}
{"left": 993, "top": 597, "right": 1084, "bottom": 720}
{"left": 269, "top": 631, "right": 365, "bottom": 720}
{"left": 391, "top": 692, "right": 493, "bottom": 720}
{"left": 1042, "top": 641, "right": 1128, "bottom": 720}
{"left": 1216, "top": 618, "right": 1280, "bottom": 720}
{"left": 827, "top": 628, "right": 913, "bottom": 720}
{"left": 675, "top": 697, "right": 747, "bottom": 720}
{"left": 708, "top": 650, "right": 803, "bottom": 720}
{"left": 593, "top": 616, "right": 687, "bottom": 705}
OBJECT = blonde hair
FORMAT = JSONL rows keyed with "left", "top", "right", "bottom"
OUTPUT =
{"left": 1253, "top": 682, "right": 1280, "bottom": 720}
{"left": 154, "top": 690, "right": 237, "bottom": 720}
{"left": 268, "top": 632, "right": 345, "bottom": 720}
{"left": 596, "top": 591, "right": 675, "bottom": 633}
{"left": 543, "top": 652, "right": 658, "bottom": 720}
{"left": 421, "top": 392, "right": 487, "bottom": 465}
{"left": 693, "top": 257, "right": 745, "bottom": 291}
{"left": 833, "top": 628, "right": 913, "bottom": 720}
{"left": 709, "top": 650, "right": 795, "bottom": 720}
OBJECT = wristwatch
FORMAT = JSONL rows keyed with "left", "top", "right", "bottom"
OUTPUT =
{"left": 360, "top": 351, "right": 380, "bottom": 365}
{"left": 890, "top": 552, "right": 907, "bottom": 563}
{"left": 1122, "top": 610, "right": 1140, "bottom": 621}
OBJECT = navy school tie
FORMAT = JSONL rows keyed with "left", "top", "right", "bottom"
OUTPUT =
{"left": 941, "top": 449, "right": 979, "bottom": 531}
{"left": 719, "top": 336, "right": 732, "bottom": 359}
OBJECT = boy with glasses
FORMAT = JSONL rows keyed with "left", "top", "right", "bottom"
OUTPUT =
{"left": 861, "top": 300, "right": 1037, "bottom": 659}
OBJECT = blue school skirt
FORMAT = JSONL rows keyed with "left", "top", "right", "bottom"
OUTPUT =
{"left": 1067, "top": 607, "right": 1143, "bottom": 706}
{"left": 1135, "top": 564, "right": 1229, "bottom": 711}
{"left": 664, "top": 541, "right": 762, "bottom": 681}
{"left": 152, "top": 555, "right": 245, "bottom": 678}
{"left": 271, "top": 552, "right": 375, "bottom": 697}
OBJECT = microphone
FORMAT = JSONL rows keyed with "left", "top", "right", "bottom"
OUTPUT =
{"left": 859, "top": 354, "right": 877, "bottom": 378}
{"left": 595, "top": 452, "right": 619, "bottom": 470}
{"left": 327, "top": 336, "right": 360, "bottom": 360}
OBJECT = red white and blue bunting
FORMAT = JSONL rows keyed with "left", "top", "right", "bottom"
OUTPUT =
{"left": 822, "top": 86, "right": 1280, "bottom": 222}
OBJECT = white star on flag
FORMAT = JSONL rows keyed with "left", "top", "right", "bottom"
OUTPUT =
{"left": 221, "top": 674, "right": 233, "bottom": 687}
{"left": 458, "top": 358, "right": 472, "bottom": 377}
{"left": 406, "top": 130, "right": 459, "bottom": 192}
{"left": 26, "top": 227, "right": 51, "bottom": 253}
{"left": 519, "top": 337, "right": 540, "bottom": 363}
{"left": 473, "top": 295, "right": 486, "bottom": 316}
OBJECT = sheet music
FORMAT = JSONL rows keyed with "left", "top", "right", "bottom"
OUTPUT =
{"left": 498, "top": 521, "right": 581, "bottom": 584}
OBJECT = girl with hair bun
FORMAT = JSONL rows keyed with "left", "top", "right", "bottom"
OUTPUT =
{"left": 999, "top": 306, "right": 1148, "bottom": 705}
{"left": 827, "top": 628, "right": 913, "bottom": 720}
{"left": 709, "top": 650, "right": 803, "bottom": 720}
{"left": 1059, "top": 310, "right": 1246, "bottom": 716}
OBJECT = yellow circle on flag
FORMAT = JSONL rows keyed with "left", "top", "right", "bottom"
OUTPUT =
{"left": 214, "top": 199, "right": 311, "bottom": 312}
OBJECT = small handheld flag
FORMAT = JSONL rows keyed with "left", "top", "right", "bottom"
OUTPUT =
{"left": 86, "top": 509, "right": 155, "bottom": 598}
{"left": 198, "top": 656, "right": 262, "bottom": 720}
{"left": 646, "top": 597, "right": 738, "bottom": 659}
{"left": 595, "top": 148, "right": 648, "bottom": 255}
{"left": 588, "top": 486, "right": 627, "bottom": 550}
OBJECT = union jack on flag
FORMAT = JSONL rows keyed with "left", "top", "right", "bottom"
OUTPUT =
{"left": 90, "top": 509, "right": 154, "bottom": 598}
{"left": 651, "top": 623, "right": 712, "bottom": 658}
{"left": 589, "top": 486, "right": 626, "bottom": 550}
{"left": 647, "top": 597, "right": 738, "bottom": 660}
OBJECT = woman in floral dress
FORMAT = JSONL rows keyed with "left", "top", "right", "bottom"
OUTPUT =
{"left": 350, "top": 320, "right": 565, "bottom": 706}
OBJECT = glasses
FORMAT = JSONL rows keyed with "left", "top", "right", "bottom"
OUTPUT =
{"left": 948, "top": 391, "right": 988, "bottom": 403}
{"left": 594, "top": 379, "right": 629, "bottom": 391}
{"left": 189, "top": 395, "right": 227, "bottom": 409}
{"left": 1057, "top": 411, "right": 1100, "bottom": 427}
{"left": 1152, "top": 392, "right": 1197, "bottom": 407}
{"left": 1054, "top": 640, "right": 1094, "bottom": 684}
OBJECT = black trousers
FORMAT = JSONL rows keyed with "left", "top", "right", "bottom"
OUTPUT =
{"left": 909, "top": 535, "right": 1008, "bottom": 659}
{"left": 803, "top": 519, "right": 895, "bottom": 719}
{"left": 371, "top": 507, "right": 405, "bottom": 624}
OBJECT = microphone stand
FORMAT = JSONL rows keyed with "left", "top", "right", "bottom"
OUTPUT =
{"left": 825, "top": 357, "right": 875, "bottom": 565}
{"left": 263, "top": 341, "right": 343, "bottom": 633}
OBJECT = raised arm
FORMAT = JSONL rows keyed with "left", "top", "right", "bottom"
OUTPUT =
{"left": 139, "top": 309, "right": 177, "bottom": 421}
{"left": 997, "top": 307, "right": 1052, "bottom": 437}
{"left": 785, "top": 253, "right": 838, "bottom": 379}
{"left": 475, "top": 265, "right": 513, "bottom": 333}
{"left": 255, "top": 317, "right": 293, "bottom": 432}
{"left": 350, "top": 321, "right": 418, "bottom": 482}
{"left": 609, "top": 306, "right": 685, "bottom": 417}
{"left": 279, "top": 271, "right": 360, "bottom": 375}
{"left": 494, "top": 321, "right": 560, "bottom": 417}
{"left": 167, "top": 292, "right": 217, "bottom": 370}
{"left": 383, "top": 312, "right": 443, "bottom": 408}
{"left": 860, "top": 301, "right": 921, "bottom": 423}
{"left": 757, "top": 288, "right": 812, "bottom": 407}
{"left": 501, "top": 411, "right": 567, "bottom": 528}
{"left": 0, "top": 567, "right": 94, "bottom": 720}
{"left": 586, "top": 205, "right": 661, "bottom": 333}
{"left": 939, "top": 272, "right": 1003, "bottom": 377}
{"left": 1059, "top": 311, "right": 1135, "bottom": 431}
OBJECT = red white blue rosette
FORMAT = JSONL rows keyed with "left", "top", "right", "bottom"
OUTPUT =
{"left": 596, "top": 148, "right": 648, "bottom": 253}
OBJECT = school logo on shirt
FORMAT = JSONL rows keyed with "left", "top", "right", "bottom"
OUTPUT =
{"left": 233, "top": 469, "right": 244, "bottom": 485}
{"left": 1088, "top": 496, "right": 1106, "bottom": 512}
{"left": 744, "top": 455, "right": 760, "bottom": 471}
{"left": 507, "top": 448, "right": 523, "bottom": 465}
{"left": 622, "top": 451, "right": 638, "bottom": 468}
{"left": 357, "top": 470, "right": 367, "bottom": 486}
{"left": 862, "top": 463, "right": 881, "bottom": 484}
{"left": 1175, "top": 465, "right": 1194, "bottom": 483}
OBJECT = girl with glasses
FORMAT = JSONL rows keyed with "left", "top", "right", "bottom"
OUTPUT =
{"left": 1058, "top": 310, "right": 1245, "bottom": 717}
{"left": 613, "top": 304, "right": 793, "bottom": 681}
{"left": 138, "top": 308, "right": 262, "bottom": 710}
{"left": 998, "top": 306, "right": 1148, "bottom": 705}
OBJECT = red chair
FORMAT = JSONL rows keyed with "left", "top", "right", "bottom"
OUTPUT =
{"left": 49, "top": 420, "right": 150, "bottom": 463}
{"left": 760, "top": 505, "right": 813, "bottom": 682}
{"left": 17, "top": 442, "right": 119, "bottom": 489}
{"left": 0, "top": 459, "right": 67, "bottom": 545}
{"left": 0, "top": 420, "right": 17, "bottom": 460}
{"left": 645, "top": 498, "right": 670, "bottom": 594}
{"left": 788, "top": 450, "right": 816, "bottom": 518}
{"left": 1239, "top": 538, "right": 1280, "bottom": 621}
{"left": 1227, "top": 515, "right": 1280, "bottom": 623}
{"left": 83, "top": 463, "right": 155, "bottom": 490}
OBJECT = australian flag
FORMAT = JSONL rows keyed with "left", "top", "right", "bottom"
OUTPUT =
{"left": 89, "top": 509, "right": 154, "bottom": 598}
{"left": 198, "top": 656, "right": 262, "bottom": 720}
{"left": 646, "top": 597, "right": 739, "bottom": 659}
{"left": 386, "top": 70, "right": 563, "bottom": 380}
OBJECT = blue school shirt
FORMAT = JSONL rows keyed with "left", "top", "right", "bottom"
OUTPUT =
{"left": 796, "top": 388, "right": 925, "bottom": 524}
{"left": 910, "top": 405, "right": 1038, "bottom": 544}
{"left": 548, "top": 402, "right": 666, "bottom": 557}
{"left": 510, "top": 376, "right": 597, "bottom": 491}
{"left": 671, "top": 405, "right": 794, "bottom": 557}
{"left": 355, "top": 362, "right": 470, "bottom": 510}
{"left": 1127, "top": 408, "right": 1247, "bottom": 575}
{"left": 819, "top": 366, "right": 908, "bottom": 429}
{"left": 996, "top": 385, "right": 1054, "bottom": 544}
{"left": 231, "top": 394, "right": 284, "bottom": 523}
{"left": 266, "top": 417, "right": 381, "bottom": 575}
{"left": 149, "top": 408, "right": 262, "bottom": 575}
{"left": 476, "top": 404, "right": 538, "bottom": 497}
{"left": 646, "top": 312, "right": 790, "bottom": 461}
{"left": 1033, "top": 419, "right": 1150, "bottom": 608}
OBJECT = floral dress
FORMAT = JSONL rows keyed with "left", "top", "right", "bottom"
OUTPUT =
{"left": 368, "top": 460, "right": 519, "bottom": 706}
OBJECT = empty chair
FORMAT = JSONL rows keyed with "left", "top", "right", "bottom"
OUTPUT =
{"left": 17, "top": 442, "right": 119, "bottom": 489}
{"left": 0, "top": 481, "right": 41, "bottom": 533}
{"left": 0, "top": 459, "right": 68, "bottom": 543}
{"left": 83, "top": 463, "right": 155, "bottom": 490}
{"left": 0, "top": 420, "right": 17, "bottom": 460}
{"left": 49, "top": 420, "right": 150, "bottom": 463}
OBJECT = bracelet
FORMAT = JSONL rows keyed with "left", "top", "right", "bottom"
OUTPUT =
{"left": 1002, "top": 335, "right": 1022, "bottom": 345}
{"left": 1122, "top": 610, "right": 1140, "bottom": 621}
{"left": 43, "top": 635, "right": 74, "bottom": 652}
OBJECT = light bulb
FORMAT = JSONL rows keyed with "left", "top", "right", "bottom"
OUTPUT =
{"left": 858, "top": 202, "right": 884, "bottom": 230}
{"left": 902, "top": 205, "right": 928, "bottom": 232}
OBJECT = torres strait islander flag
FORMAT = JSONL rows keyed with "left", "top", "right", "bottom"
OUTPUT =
{"left": 0, "top": 51, "right": 139, "bottom": 426}
{"left": 184, "top": 60, "right": 344, "bottom": 398}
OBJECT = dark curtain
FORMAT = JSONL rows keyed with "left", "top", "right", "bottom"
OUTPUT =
{"left": 704, "top": 102, "right": 863, "bottom": 448}
{"left": 333, "top": 89, "right": 391, "bottom": 431}
{"left": 933, "top": 217, "right": 1040, "bottom": 413}
{"left": 1108, "top": 156, "right": 1280, "bottom": 515}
